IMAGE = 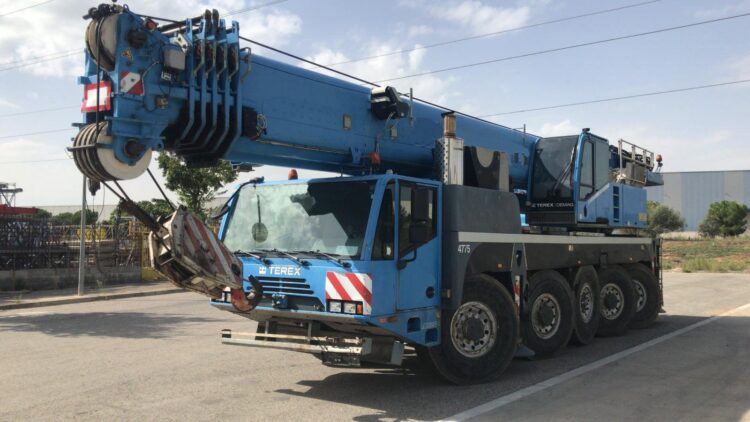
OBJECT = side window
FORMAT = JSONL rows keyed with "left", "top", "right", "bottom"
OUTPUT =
{"left": 594, "top": 141, "right": 610, "bottom": 190}
{"left": 399, "top": 183, "right": 437, "bottom": 256}
{"left": 579, "top": 140, "right": 594, "bottom": 200}
{"left": 372, "top": 183, "right": 395, "bottom": 260}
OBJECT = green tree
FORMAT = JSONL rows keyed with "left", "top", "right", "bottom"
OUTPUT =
{"left": 109, "top": 199, "right": 174, "bottom": 223}
{"left": 157, "top": 153, "right": 238, "bottom": 219}
{"left": 35, "top": 208, "right": 52, "bottom": 218}
{"left": 699, "top": 200, "right": 749, "bottom": 238}
{"left": 53, "top": 209, "right": 99, "bottom": 225}
{"left": 646, "top": 201, "right": 684, "bottom": 236}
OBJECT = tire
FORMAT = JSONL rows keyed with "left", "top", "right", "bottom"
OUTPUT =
{"left": 596, "top": 266, "right": 636, "bottom": 337}
{"left": 626, "top": 263, "right": 660, "bottom": 329}
{"left": 569, "top": 266, "right": 600, "bottom": 345}
{"left": 419, "top": 274, "right": 518, "bottom": 384}
{"left": 522, "top": 270, "right": 574, "bottom": 357}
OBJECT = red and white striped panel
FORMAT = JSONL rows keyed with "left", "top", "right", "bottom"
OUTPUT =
{"left": 179, "top": 212, "right": 239, "bottom": 285}
{"left": 325, "top": 272, "right": 373, "bottom": 315}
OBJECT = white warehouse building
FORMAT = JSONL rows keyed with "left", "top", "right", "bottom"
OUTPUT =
{"left": 646, "top": 170, "right": 750, "bottom": 231}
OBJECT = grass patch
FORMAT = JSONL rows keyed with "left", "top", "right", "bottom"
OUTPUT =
{"left": 663, "top": 237, "right": 750, "bottom": 273}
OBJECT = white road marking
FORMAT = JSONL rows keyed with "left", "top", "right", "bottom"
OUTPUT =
{"left": 1, "top": 311, "right": 52, "bottom": 318}
{"left": 441, "top": 301, "right": 750, "bottom": 422}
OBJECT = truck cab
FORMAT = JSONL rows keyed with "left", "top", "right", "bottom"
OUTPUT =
{"left": 212, "top": 174, "right": 445, "bottom": 362}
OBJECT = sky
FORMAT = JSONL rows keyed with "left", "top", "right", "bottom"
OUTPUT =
{"left": 1, "top": 0, "right": 749, "bottom": 207}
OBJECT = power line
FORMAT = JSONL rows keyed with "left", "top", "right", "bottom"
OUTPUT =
{"left": 479, "top": 78, "right": 750, "bottom": 117}
{"left": 0, "top": 49, "right": 79, "bottom": 67}
{"left": 0, "top": 51, "right": 81, "bottom": 72}
{"left": 226, "top": 0, "right": 289, "bottom": 16}
{"left": 375, "top": 11, "right": 750, "bottom": 83}
{"left": 327, "top": 0, "right": 664, "bottom": 66}
{"left": 0, "top": 157, "right": 70, "bottom": 165}
{"left": 0, "top": 105, "right": 78, "bottom": 119}
{"left": 0, "top": 0, "right": 57, "bottom": 18}
{"left": 0, "top": 128, "right": 74, "bottom": 140}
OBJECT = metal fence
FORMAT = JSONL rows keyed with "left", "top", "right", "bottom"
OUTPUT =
{"left": 0, "top": 215, "right": 145, "bottom": 271}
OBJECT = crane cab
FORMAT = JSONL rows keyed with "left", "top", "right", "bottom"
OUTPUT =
{"left": 526, "top": 130, "right": 657, "bottom": 231}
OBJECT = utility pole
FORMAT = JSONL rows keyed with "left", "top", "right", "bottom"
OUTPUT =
{"left": 78, "top": 175, "right": 86, "bottom": 296}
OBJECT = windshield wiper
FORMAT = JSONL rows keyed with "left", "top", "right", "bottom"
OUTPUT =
{"left": 257, "top": 248, "right": 308, "bottom": 266}
{"left": 291, "top": 250, "right": 351, "bottom": 268}
{"left": 233, "top": 250, "right": 269, "bottom": 265}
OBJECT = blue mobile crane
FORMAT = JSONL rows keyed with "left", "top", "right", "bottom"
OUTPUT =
{"left": 71, "top": 4, "right": 665, "bottom": 383}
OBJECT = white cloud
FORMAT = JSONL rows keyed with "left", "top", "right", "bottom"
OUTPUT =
{"left": 0, "top": 97, "right": 19, "bottom": 109}
{"left": 694, "top": 0, "right": 750, "bottom": 19}
{"left": 729, "top": 54, "right": 750, "bottom": 80}
{"left": 535, "top": 119, "right": 579, "bottom": 137}
{"left": 430, "top": 1, "right": 530, "bottom": 35}
{"left": 407, "top": 25, "right": 433, "bottom": 38}
{"left": 303, "top": 40, "right": 456, "bottom": 104}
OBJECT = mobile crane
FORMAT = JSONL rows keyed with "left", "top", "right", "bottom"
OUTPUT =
{"left": 70, "top": 4, "right": 665, "bottom": 383}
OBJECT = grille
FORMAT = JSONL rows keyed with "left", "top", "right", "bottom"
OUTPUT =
{"left": 257, "top": 276, "right": 314, "bottom": 296}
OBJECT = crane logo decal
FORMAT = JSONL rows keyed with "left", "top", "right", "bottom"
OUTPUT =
{"left": 325, "top": 272, "right": 373, "bottom": 315}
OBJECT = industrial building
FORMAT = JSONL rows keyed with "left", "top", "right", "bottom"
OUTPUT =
{"left": 647, "top": 170, "right": 750, "bottom": 231}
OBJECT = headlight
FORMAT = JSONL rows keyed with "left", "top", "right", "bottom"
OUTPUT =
{"left": 328, "top": 300, "right": 342, "bottom": 313}
{"left": 343, "top": 302, "right": 357, "bottom": 314}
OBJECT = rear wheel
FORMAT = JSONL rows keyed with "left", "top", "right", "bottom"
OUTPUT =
{"left": 596, "top": 266, "right": 636, "bottom": 337}
{"left": 522, "top": 270, "right": 574, "bottom": 357}
{"left": 420, "top": 274, "right": 518, "bottom": 384}
{"left": 627, "top": 264, "right": 660, "bottom": 329}
{"left": 570, "top": 266, "right": 600, "bottom": 345}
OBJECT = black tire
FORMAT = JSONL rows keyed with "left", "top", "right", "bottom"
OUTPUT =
{"left": 596, "top": 266, "right": 636, "bottom": 337}
{"left": 419, "top": 274, "right": 518, "bottom": 384}
{"left": 522, "top": 270, "right": 574, "bottom": 357}
{"left": 569, "top": 266, "right": 600, "bottom": 345}
{"left": 626, "top": 263, "right": 660, "bottom": 329}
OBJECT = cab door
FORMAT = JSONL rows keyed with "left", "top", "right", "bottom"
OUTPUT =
{"left": 395, "top": 181, "right": 440, "bottom": 310}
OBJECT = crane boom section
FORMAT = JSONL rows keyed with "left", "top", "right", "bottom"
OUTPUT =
{"left": 72, "top": 6, "right": 537, "bottom": 187}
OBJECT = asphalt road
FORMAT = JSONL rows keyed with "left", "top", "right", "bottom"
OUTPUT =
{"left": 1, "top": 272, "right": 749, "bottom": 421}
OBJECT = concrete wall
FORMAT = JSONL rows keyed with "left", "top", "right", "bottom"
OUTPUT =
{"left": 0, "top": 267, "right": 141, "bottom": 292}
{"left": 647, "top": 170, "right": 750, "bottom": 231}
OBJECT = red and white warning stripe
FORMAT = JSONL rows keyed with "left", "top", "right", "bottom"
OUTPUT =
{"left": 179, "top": 212, "right": 238, "bottom": 284}
{"left": 81, "top": 81, "right": 112, "bottom": 113}
{"left": 119, "top": 71, "right": 144, "bottom": 95}
{"left": 325, "top": 272, "right": 373, "bottom": 315}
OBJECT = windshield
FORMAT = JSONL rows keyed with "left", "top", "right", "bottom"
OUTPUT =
{"left": 531, "top": 136, "right": 578, "bottom": 202}
{"left": 222, "top": 181, "right": 376, "bottom": 258}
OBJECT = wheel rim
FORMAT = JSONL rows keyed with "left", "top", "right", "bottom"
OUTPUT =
{"left": 578, "top": 283, "right": 594, "bottom": 323}
{"left": 600, "top": 283, "right": 624, "bottom": 320}
{"left": 531, "top": 292, "right": 561, "bottom": 339}
{"left": 633, "top": 279, "right": 647, "bottom": 313}
{"left": 450, "top": 301, "right": 497, "bottom": 358}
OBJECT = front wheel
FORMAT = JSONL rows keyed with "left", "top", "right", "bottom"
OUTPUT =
{"left": 420, "top": 274, "right": 518, "bottom": 384}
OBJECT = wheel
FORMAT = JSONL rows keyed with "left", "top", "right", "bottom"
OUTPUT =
{"left": 419, "top": 274, "right": 518, "bottom": 384}
{"left": 626, "top": 264, "right": 660, "bottom": 329}
{"left": 570, "top": 266, "right": 600, "bottom": 345}
{"left": 522, "top": 270, "right": 574, "bottom": 357}
{"left": 596, "top": 266, "right": 636, "bottom": 337}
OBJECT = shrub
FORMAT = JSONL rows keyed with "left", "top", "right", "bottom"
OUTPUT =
{"left": 699, "top": 200, "right": 749, "bottom": 238}
{"left": 646, "top": 201, "right": 685, "bottom": 236}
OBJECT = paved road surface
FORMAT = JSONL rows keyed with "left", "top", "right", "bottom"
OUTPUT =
{"left": 1, "top": 272, "right": 749, "bottom": 421}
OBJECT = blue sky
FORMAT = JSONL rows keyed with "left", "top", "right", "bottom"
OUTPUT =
{"left": 1, "top": 0, "right": 749, "bottom": 206}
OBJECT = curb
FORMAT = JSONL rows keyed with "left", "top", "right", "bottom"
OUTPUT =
{"left": 0, "top": 288, "right": 185, "bottom": 311}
